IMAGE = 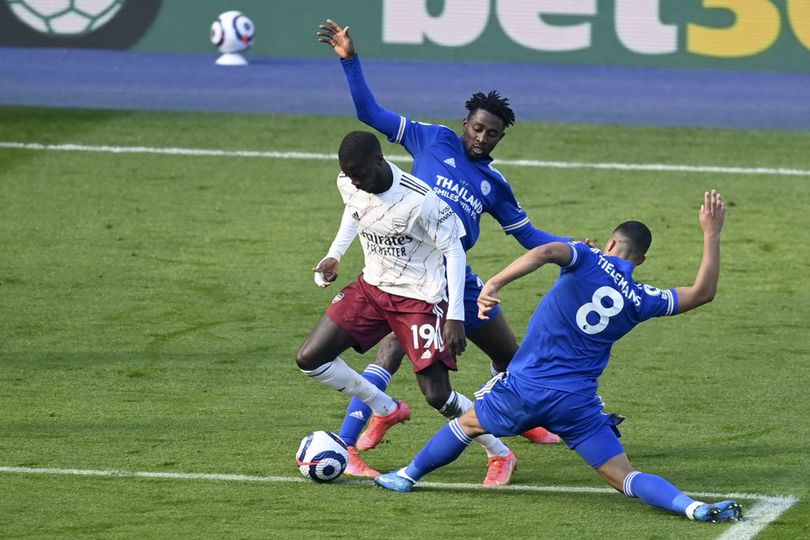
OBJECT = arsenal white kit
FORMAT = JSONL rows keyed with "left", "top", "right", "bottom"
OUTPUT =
{"left": 326, "top": 161, "right": 466, "bottom": 320}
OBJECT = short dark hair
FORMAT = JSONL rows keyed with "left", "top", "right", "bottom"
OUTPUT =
{"left": 465, "top": 90, "right": 516, "bottom": 128}
{"left": 338, "top": 131, "right": 382, "bottom": 167}
{"left": 613, "top": 220, "right": 652, "bottom": 258}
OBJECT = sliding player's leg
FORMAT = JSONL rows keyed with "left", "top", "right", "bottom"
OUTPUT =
{"left": 413, "top": 364, "right": 516, "bottom": 486}
{"left": 375, "top": 371, "right": 523, "bottom": 492}
{"left": 578, "top": 421, "right": 742, "bottom": 522}
{"left": 374, "top": 410, "right": 484, "bottom": 493}
{"left": 467, "top": 309, "right": 560, "bottom": 444}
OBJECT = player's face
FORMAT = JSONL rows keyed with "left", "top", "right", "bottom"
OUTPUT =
{"left": 341, "top": 155, "right": 391, "bottom": 194}
{"left": 462, "top": 109, "right": 506, "bottom": 161}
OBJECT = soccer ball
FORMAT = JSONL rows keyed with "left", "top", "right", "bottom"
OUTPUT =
{"left": 7, "top": 0, "right": 125, "bottom": 34}
{"left": 210, "top": 10, "right": 254, "bottom": 54}
{"left": 296, "top": 431, "right": 349, "bottom": 483}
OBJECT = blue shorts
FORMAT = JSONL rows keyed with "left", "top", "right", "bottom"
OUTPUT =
{"left": 463, "top": 267, "right": 500, "bottom": 333}
{"left": 474, "top": 372, "right": 625, "bottom": 468}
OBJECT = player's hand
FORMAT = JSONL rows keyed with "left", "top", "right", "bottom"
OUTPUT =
{"left": 699, "top": 190, "right": 725, "bottom": 237}
{"left": 441, "top": 319, "right": 466, "bottom": 356}
{"left": 477, "top": 281, "right": 501, "bottom": 320}
{"left": 317, "top": 19, "right": 356, "bottom": 59}
{"left": 578, "top": 237, "right": 601, "bottom": 250}
{"left": 313, "top": 257, "right": 339, "bottom": 287}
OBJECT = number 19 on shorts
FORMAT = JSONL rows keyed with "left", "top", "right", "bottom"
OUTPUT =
{"left": 410, "top": 323, "right": 441, "bottom": 350}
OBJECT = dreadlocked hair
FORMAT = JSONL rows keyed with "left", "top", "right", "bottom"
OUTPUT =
{"left": 465, "top": 90, "right": 516, "bottom": 127}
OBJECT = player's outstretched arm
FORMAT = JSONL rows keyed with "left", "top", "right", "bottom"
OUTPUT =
{"left": 511, "top": 221, "right": 603, "bottom": 250}
{"left": 478, "top": 242, "right": 571, "bottom": 319}
{"left": 317, "top": 19, "right": 356, "bottom": 59}
{"left": 511, "top": 224, "right": 570, "bottom": 249}
{"left": 317, "top": 19, "right": 403, "bottom": 139}
{"left": 674, "top": 190, "right": 726, "bottom": 314}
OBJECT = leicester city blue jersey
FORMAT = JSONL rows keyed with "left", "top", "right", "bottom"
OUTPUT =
{"left": 508, "top": 241, "right": 679, "bottom": 396}
{"left": 341, "top": 56, "right": 552, "bottom": 255}
{"left": 390, "top": 120, "right": 528, "bottom": 252}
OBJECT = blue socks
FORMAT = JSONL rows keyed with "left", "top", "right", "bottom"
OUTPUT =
{"left": 338, "top": 364, "right": 391, "bottom": 446}
{"left": 403, "top": 419, "right": 473, "bottom": 482}
{"left": 624, "top": 471, "right": 696, "bottom": 516}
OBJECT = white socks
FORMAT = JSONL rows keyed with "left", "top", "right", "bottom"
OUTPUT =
{"left": 439, "top": 391, "right": 510, "bottom": 457}
{"left": 685, "top": 501, "right": 705, "bottom": 521}
{"left": 304, "top": 359, "right": 511, "bottom": 459}
{"left": 302, "top": 357, "right": 397, "bottom": 416}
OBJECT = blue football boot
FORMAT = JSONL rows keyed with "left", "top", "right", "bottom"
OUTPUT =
{"left": 374, "top": 470, "right": 414, "bottom": 493}
{"left": 694, "top": 501, "right": 743, "bottom": 522}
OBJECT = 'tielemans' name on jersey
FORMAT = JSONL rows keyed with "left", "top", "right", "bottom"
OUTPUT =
{"left": 594, "top": 250, "right": 642, "bottom": 308}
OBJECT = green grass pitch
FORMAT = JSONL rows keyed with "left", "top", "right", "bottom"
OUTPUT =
{"left": 0, "top": 106, "right": 808, "bottom": 538}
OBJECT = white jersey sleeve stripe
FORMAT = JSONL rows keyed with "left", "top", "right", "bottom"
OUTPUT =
{"left": 487, "top": 163, "right": 507, "bottom": 182}
{"left": 564, "top": 243, "right": 578, "bottom": 268}
{"left": 395, "top": 116, "right": 407, "bottom": 144}
{"left": 400, "top": 176, "right": 430, "bottom": 195}
{"left": 502, "top": 217, "right": 530, "bottom": 232}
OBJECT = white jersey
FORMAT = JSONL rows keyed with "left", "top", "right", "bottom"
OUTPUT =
{"left": 329, "top": 162, "right": 466, "bottom": 312}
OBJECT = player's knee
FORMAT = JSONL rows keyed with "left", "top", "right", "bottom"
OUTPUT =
{"left": 373, "top": 353, "right": 403, "bottom": 374}
{"left": 425, "top": 394, "right": 445, "bottom": 411}
{"left": 602, "top": 472, "right": 626, "bottom": 494}
{"left": 423, "top": 387, "right": 452, "bottom": 412}
{"left": 295, "top": 344, "right": 319, "bottom": 371}
{"left": 493, "top": 343, "right": 518, "bottom": 371}
{"left": 596, "top": 456, "right": 635, "bottom": 494}
{"left": 456, "top": 410, "right": 486, "bottom": 438}
{"left": 490, "top": 357, "right": 511, "bottom": 373}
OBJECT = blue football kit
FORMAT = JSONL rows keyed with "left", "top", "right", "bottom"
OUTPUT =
{"left": 474, "top": 241, "right": 679, "bottom": 465}
{"left": 384, "top": 242, "right": 740, "bottom": 522}
{"left": 341, "top": 56, "right": 566, "bottom": 331}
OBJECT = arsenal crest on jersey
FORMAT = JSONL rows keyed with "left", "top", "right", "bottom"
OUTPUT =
{"left": 390, "top": 217, "right": 408, "bottom": 235}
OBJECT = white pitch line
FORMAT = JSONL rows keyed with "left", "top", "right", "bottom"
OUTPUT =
{"left": 0, "top": 466, "right": 307, "bottom": 484}
{"left": 0, "top": 466, "right": 797, "bottom": 540}
{"left": 1, "top": 141, "right": 809, "bottom": 177}
{"left": 716, "top": 495, "right": 799, "bottom": 540}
